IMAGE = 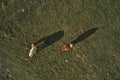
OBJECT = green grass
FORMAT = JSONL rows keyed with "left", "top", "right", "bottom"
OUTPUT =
{"left": 0, "top": 0, "right": 120, "bottom": 80}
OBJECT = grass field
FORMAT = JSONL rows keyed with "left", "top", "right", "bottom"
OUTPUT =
{"left": 0, "top": 0, "right": 120, "bottom": 80}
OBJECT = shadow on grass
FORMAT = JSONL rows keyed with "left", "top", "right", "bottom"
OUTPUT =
{"left": 34, "top": 31, "right": 64, "bottom": 52}
{"left": 71, "top": 28, "right": 98, "bottom": 45}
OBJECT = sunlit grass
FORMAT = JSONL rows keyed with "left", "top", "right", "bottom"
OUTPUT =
{"left": 0, "top": 0, "right": 120, "bottom": 80}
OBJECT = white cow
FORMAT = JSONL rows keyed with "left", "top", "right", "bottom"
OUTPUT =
{"left": 29, "top": 44, "right": 37, "bottom": 57}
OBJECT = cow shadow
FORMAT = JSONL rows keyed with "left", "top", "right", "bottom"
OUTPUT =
{"left": 71, "top": 28, "right": 98, "bottom": 45}
{"left": 34, "top": 30, "right": 64, "bottom": 52}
